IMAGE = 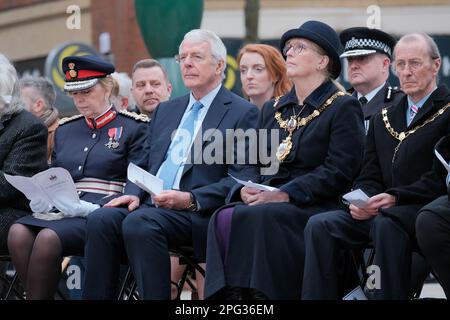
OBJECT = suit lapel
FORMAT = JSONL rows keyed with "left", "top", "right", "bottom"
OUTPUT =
{"left": 182, "top": 86, "right": 230, "bottom": 175}
{"left": 408, "top": 86, "right": 449, "bottom": 128}
{"left": 388, "top": 96, "right": 408, "bottom": 132}
{"left": 364, "top": 83, "right": 388, "bottom": 119}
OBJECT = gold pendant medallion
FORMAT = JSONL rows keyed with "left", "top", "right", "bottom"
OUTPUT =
{"left": 276, "top": 135, "right": 292, "bottom": 161}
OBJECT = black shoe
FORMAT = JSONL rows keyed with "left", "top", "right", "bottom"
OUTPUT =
{"left": 223, "top": 286, "right": 244, "bottom": 300}
{"left": 245, "top": 288, "right": 268, "bottom": 300}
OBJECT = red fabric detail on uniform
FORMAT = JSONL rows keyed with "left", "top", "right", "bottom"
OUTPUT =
{"left": 66, "top": 70, "right": 107, "bottom": 80}
{"left": 84, "top": 109, "right": 117, "bottom": 129}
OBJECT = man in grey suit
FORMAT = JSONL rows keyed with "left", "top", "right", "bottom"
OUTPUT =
{"left": 340, "top": 27, "right": 403, "bottom": 132}
{"left": 82, "top": 29, "right": 259, "bottom": 299}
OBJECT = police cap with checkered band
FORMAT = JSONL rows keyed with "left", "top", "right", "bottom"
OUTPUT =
{"left": 339, "top": 27, "right": 396, "bottom": 59}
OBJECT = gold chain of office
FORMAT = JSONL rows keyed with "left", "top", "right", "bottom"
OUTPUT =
{"left": 274, "top": 90, "right": 345, "bottom": 161}
{"left": 382, "top": 102, "right": 450, "bottom": 142}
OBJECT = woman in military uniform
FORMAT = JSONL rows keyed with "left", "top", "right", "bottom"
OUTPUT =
{"left": 204, "top": 20, "right": 366, "bottom": 300}
{"left": 7, "top": 55, "right": 148, "bottom": 299}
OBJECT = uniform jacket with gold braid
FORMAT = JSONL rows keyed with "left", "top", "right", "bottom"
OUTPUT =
{"left": 257, "top": 80, "right": 366, "bottom": 206}
{"left": 354, "top": 84, "right": 450, "bottom": 233}
{"left": 53, "top": 107, "right": 148, "bottom": 204}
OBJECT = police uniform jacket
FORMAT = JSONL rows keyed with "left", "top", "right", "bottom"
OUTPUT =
{"left": 354, "top": 84, "right": 450, "bottom": 234}
{"left": 0, "top": 110, "right": 48, "bottom": 252}
{"left": 351, "top": 82, "right": 404, "bottom": 120}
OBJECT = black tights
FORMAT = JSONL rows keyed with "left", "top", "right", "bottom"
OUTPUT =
{"left": 7, "top": 224, "right": 63, "bottom": 300}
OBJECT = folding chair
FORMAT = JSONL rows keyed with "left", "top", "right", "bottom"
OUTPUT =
{"left": 117, "top": 266, "right": 138, "bottom": 300}
{"left": 170, "top": 246, "right": 205, "bottom": 300}
{"left": 0, "top": 255, "right": 24, "bottom": 300}
{"left": 353, "top": 246, "right": 429, "bottom": 299}
{"left": 117, "top": 246, "right": 205, "bottom": 300}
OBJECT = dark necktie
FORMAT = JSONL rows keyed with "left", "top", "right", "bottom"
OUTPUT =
{"left": 359, "top": 96, "right": 368, "bottom": 106}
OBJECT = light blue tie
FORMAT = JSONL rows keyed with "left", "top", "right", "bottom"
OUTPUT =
{"left": 158, "top": 101, "right": 204, "bottom": 190}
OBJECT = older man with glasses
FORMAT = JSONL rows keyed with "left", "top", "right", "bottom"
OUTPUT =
{"left": 302, "top": 32, "right": 450, "bottom": 300}
{"left": 82, "top": 29, "right": 259, "bottom": 300}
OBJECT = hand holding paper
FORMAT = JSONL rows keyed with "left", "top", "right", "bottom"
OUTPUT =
{"left": 5, "top": 167, "right": 97, "bottom": 218}
{"left": 342, "top": 189, "right": 369, "bottom": 208}
{"left": 228, "top": 174, "right": 278, "bottom": 192}
{"left": 29, "top": 198, "right": 53, "bottom": 213}
{"left": 52, "top": 198, "right": 99, "bottom": 218}
{"left": 127, "top": 163, "right": 163, "bottom": 195}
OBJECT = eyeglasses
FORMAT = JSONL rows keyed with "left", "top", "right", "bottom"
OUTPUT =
{"left": 175, "top": 53, "right": 207, "bottom": 64}
{"left": 283, "top": 42, "right": 317, "bottom": 56}
{"left": 393, "top": 59, "right": 425, "bottom": 72}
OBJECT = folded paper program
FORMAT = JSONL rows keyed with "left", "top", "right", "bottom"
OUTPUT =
{"left": 5, "top": 167, "right": 99, "bottom": 218}
{"left": 342, "top": 189, "right": 369, "bottom": 208}
{"left": 228, "top": 174, "right": 278, "bottom": 192}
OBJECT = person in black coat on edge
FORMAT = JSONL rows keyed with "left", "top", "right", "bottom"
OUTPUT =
{"left": 0, "top": 53, "right": 48, "bottom": 255}
{"left": 416, "top": 134, "right": 450, "bottom": 299}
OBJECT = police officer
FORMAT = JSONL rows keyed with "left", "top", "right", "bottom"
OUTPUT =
{"left": 8, "top": 55, "right": 148, "bottom": 300}
{"left": 340, "top": 27, "right": 403, "bottom": 132}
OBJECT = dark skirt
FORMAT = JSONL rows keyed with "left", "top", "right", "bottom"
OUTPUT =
{"left": 204, "top": 201, "right": 340, "bottom": 300}
{"left": 12, "top": 192, "right": 119, "bottom": 255}
{"left": 15, "top": 215, "right": 86, "bottom": 256}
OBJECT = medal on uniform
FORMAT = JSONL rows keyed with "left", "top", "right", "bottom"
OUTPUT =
{"left": 105, "top": 127, "right": 122, "bottom": 149}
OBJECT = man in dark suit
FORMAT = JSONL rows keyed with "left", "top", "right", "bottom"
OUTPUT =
{"left": 0, "top": 53, "right": 48, "bottom": 254}
{"left": 82, "top": 29, "right": 259, "bottom": 299}
{"left": 302, "top": 32, "right": 450, "bottom": 300}
{"left": 340, "top": 27, "right": 404, "bottom": 132}
{"left": 416, "top": 135, "right": 450, "bottom": 299}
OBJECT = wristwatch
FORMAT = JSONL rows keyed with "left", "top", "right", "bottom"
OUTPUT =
{"left": 186, "top": 192, "right": 198, "bottom": 211}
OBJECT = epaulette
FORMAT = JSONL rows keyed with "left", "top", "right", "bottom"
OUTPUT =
{"left": 273, "top": 95, "right": 283, "bottom": 108}
{"left": 384, "top": 86, "right": 402, "bottom": 102}
{"left": 118, "top": 110, "right": 149, "bottom": 122}
{"left": 347, "top": 87, "right": 356, "bottom": 95}
{"left": 58, "top": 114, "right": 83, "bottom": 125}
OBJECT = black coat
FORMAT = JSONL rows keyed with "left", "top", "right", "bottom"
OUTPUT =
{"left": 205, "top": 80, "right": 366, "bottom": 299}
{"left": 355, "top": 84, "right": 450, "bottom": 234}
{"left": 351, "top": 82, "right": 404, "bottom": 121}
{"left": 0, "top": 110, "right": 48, "bottom": 252}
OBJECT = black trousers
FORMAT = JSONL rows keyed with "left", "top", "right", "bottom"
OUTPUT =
{"left": 416, "top": 195, "right": 450, "bottom": 299}
{"left": 82, "top": 205, "right": 194, "bottom": 299}
{"left": 302, "top": 209, "right": 425, "bottom": 300}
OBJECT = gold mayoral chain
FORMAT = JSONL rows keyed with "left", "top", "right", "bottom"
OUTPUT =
{"left": 382, "top": 101, "right": 450, "bottom": 162}
{"left": 274, "top": 91, "right": 345, "bottom": 161}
